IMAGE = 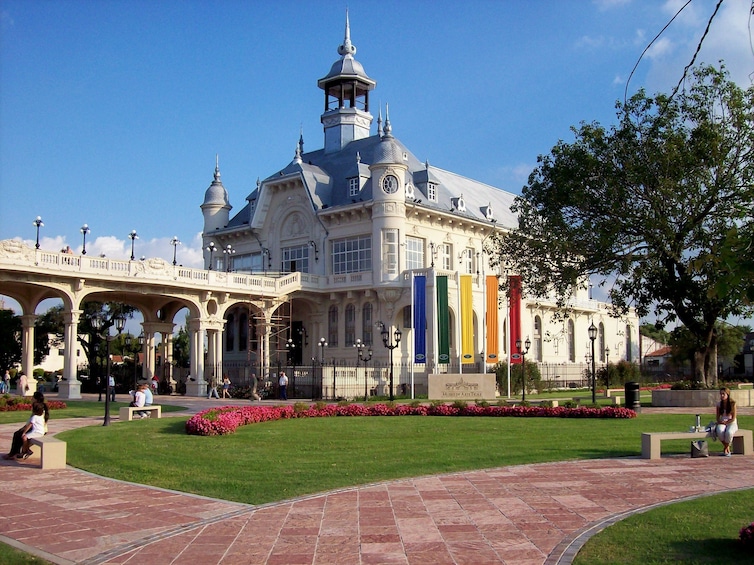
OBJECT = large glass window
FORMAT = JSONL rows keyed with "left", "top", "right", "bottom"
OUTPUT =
{"left": 363, "top": 303, "right": 373, "bottom": 346}
{"left": 599, "top": 322, "right": 605, "bottom": 362}
{"left": 464, "top": 248, "right": 474, "bottom": 274}
{"left": 382, "top": 229, "right": 398, "bottom": 274}
{"left": 349, "top": 177, "right": 360, "bottom": 197}
{"left": 328, "top": 305, "right": 339, "bottom": 346}
{"left": 239, "top": 312, "right": 248, "bottom": 352}
{"left": 226, "top": 314, "right": 235, "bottom": 351}
{"left": 281, "top": 245, "right": 309, "bottom": 273}
{"left": 428, "top": 183, "right": 437, "bottom": 202}
{"left": 534, "top": 315, "right": 542, "bottom": 361}
{"left": 345, "top": 304, "right": 356, "bottom": 346}
{"left": 405, "top": 236, "right": 424, "bottom": 270}
{"left": 567, "top": 319, "right": 575, "bottom": 362}
{"left": 441, "top": 243, "right": 452, "bottom": 270}
{"left": 332, "top": 236, "right": 371, "bottom": 274}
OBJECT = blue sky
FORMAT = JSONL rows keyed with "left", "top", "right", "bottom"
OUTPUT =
{"left": 1, "top": 0, "right": 753, "bottom": 322}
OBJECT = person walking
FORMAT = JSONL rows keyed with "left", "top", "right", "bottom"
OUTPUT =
{"left": 17, "top": 372, "right": 29, "bottom": 397}
{"left": 250, "top": 373, "right": 261, "bottom": 401}
{"left": 221, "top": 375, "right": 231, "bottom": 398}
{"left": 207, "top": 374, "right": 220, "bottom": 399}
{"left": 278, "top": 371, "right": 288, "bottom": 400}
{"left": 1, "top": 370, "right": 9, "bottom": 394}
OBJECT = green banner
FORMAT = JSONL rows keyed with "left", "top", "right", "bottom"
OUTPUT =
{"left": 437, "top": 276, "right": 450, "bottom": 363}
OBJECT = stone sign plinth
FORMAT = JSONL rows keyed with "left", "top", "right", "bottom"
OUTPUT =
{"left": 428, "top": 373, "right": 497, "bottom": 401}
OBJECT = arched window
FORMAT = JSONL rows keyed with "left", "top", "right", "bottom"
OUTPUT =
{"left": 345, "top": 304, "right": 356, "bottom": 346}
{"left": 226, "top": 313, "right": 235, "bottom": 352}
{"left": 362, "top": 303, "right": 373, "bottom": 346}
{"left": 534, "top": 315, "right": 543, "bottom": 362}
{"left": 626, "top": 324, "right": 632, "bottom": 362}
{"left": 239, "top": 312, "right": 248, "bottom": 352}
{"left": 567, "top": 319, "right": 575, "bottom": 362}
{"left": 598, "top": 322, "right": 605, "bottom": 362}
{"left": 328, "top": 305, "right": 339, "bottom": 346}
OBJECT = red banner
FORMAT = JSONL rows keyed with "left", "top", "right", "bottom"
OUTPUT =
{"left": 509, "top": 275, "right": 523, "bottom": 364}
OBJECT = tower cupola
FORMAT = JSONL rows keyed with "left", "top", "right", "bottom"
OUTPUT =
{"left": 318, "top": 10, "right": 376, "bottom": 153}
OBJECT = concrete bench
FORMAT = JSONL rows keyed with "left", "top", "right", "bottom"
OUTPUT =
{"left": 119, "top": 405, "right": 162, "bottom": 421}
{"left": 641, "top": 429, "right": 753, "bottom": 459}
{"left": 29, "top": 436, "right": 67, "bottom": 470}
{"left": 612, "top": 396, "right": 622, "bottom": 406}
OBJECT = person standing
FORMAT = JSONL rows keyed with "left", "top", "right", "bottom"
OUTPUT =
{"left": 108, "top": 375, "right": 116, "bottom": 402}
{"left": 278, "top": 371, "right": 288, "bottom": 400}
{"left": 250, "top": 373, "right": 261, "bottom": 401}
{"left": 207, "top": 374, "right": 220, "bottom": 399}
{"left": 716, "top": 387, "right": 738, "bottom": 457}
{"left": 1, "top": 370, "right": 10, "bottom": 394}
{"left": 221, "top": 375, "right": 231, "bottom": 398}
{"left": 17, "top": 372, "right": 28, "bottom": 397}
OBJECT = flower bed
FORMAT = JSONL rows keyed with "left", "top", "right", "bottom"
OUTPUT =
{"left": 185, "top": 403, "right": 636, "bottom": 436}
{"left": 0, "top": 397, "right": 67, "bottom": 412}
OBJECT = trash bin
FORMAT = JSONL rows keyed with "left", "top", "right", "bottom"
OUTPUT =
{"left": 624, "top": 381, "right": 641, "bottom": 411}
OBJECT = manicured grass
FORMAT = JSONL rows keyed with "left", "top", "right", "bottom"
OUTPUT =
{"left": 0, "top": 542, "right": 51, "bottom": 564}
{"left": 574, "top": 488, "right": 754, "bottom": 564}
{"left": 0, "top": 400, "right": 186, "bottom": 424}
{"left": 58, "top": 412, "right": 754, "bottom": 505}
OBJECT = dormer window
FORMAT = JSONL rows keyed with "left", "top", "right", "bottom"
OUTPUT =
{"left": 427, "top": 182, "right": 437, "bottom": 202}
{"left": 405, "top": 182, "right": 415, "bottom": 199}
{"left": 349, "top": 177, "right": 360, "bottom": 197}
{"left": 484, "top": 203, "right": 494, "bottom": 221}
{"left": 457, "top": 194, "right": 466, "bottom": 212}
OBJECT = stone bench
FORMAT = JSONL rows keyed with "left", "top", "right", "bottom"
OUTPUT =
{"left": 29, "top": 436, "right": 67, "bottom": 470}
{"left": 641, "top": 429, "right": 753, "bottom": 459}
{"left": 119, "top": 405, "right": 162, "bottom": 421}
{"left": 612, "top": 396, "right": 622, "bottom": 406}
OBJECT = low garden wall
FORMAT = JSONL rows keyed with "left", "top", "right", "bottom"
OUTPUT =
{"left": 652, "top": 387, "right": 753, "bottom": 407}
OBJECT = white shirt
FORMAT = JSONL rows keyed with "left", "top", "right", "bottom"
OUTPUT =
{"left": 279, "top": 374, "right": 288, "bottom": 386}
{"left": 134, "top": 390, "right": 146, "bottom": 408}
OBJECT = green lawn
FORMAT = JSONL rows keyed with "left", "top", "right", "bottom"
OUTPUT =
{"left": 58, "top": 412, "right": 754, "bottom": 505}
{"left": 574, "top": 488, "right": 754, "bottom": 564}
{"left": 0, "top": 400, "right": 186, "bottom": 424}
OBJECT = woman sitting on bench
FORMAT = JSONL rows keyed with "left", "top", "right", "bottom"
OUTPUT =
{"left": 17, "top": 403, "right": 46, "bottom": 459}
{"left": 716, "top": 387, "right": 738, "bottom": 457}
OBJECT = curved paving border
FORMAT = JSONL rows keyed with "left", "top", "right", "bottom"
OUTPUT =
{"left": 2, "top": 400, "right": 753, "bottom": 564}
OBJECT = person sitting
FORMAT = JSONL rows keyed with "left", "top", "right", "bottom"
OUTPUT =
{"left": 715, "top": 387, "right": 738, "bottom": 457}
{"left": 18, "top": 403, "right": 46, "bottom": 459}
{"left": 143, "top": 383, "right": 154, "bottom": 406}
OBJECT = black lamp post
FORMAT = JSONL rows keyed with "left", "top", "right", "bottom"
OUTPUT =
{"left": 604, "top": 346, "right": 610, "bottom": 388}
{"left": 286, "top": 337, "right": 296, "bottom": 397}
{"left": 588, "top": 322, "right": 598, "bottom": 404}
{"left": 206, "top": 242, "right": 216, "bottom": 270}
{"left": 317, "top": 337, "right": 327, "bottom": 401}
{"left": 515, "top": 337, "right": 531, "bottom": 403}
{"left": 128, "top": 230, "right": 139, "bottom": 260}
{"left": 224, "top": 244, "right": 235, "bottom": 272}
{"left": 80, "top": 224, "right": 90, "bottom": 255}
{"left": 170, "top": 236, "right": 181, "bottom": 266}
{"left": 91, "top": 311, "right": 126, "bottom": 426}
{"left": 379, "top": 322, "right": 402, "bottom": 401}
{"left": 33, "top": 216, "right": 44, "bottom": 249}
{"left": 355, "top": 338, "right": 373, "bottom": 400}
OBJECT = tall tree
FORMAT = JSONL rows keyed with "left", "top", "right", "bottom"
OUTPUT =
{"left": 488, "top": 65, "right": 754, "bottom": 386}
{"left": 0, "top": 309, "right": 22, "bottom": 372}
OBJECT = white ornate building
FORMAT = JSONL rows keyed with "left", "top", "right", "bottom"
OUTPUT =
{"left": 199, "top": 15, "right": 639, "bottom": 392}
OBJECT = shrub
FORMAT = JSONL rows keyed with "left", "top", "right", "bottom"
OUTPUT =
{"left": 740, "top": 522, "right": 754, "bottom": 549}
{"left": 493, "top": 361, "right": 542, "bottom": 395}
{"left": 451, "top": 400, "right": 468, "bottom": 410}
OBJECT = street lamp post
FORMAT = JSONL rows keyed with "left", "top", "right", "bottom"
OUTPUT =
{"left": 224, "top": 244, "right": 235, "bottom": 272}
{"left": 515, "top": 337, "right": 531, "bottom": 403}
{"left": 354, "top": 339, "right": 373, "bottom": 400}
{"left": 80, "top": 224, "right": 90, "bottom": 255}
{"left": 206, "top": 242, "right": 216, "bottom": 270}
{"left": 286, "top": 338, "right": 296, "bottom": 397}
{"left": 317, "top": 337, "right": 327, "bottom": 401}
{"left": 91, "top": 311, "right": 126, "bottom": 426}
{"left": 33, "top": 216, "right": 44, "bottom": 249}
{"left": 379, "top": 322, "right": 402, "bottom": 401}
{"left": 170, "top": 236, "right": 182, "bottom": 265}
{"left": 128, "top": 230, "right": 139, "bottom": 261}
{"left": 605, "top": 347, "right": 610, "bottom": 388}
{"left": 588, "top": 322, "right": 598, "bottom": 404}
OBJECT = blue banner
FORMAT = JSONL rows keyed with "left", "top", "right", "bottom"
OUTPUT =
{"left": 413, "top": 275, "right": 426, "bottom": 363}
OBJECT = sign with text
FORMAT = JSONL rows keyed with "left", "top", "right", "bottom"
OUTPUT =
{"left": 428, "top": 373, "right": 497, "bottom": 401}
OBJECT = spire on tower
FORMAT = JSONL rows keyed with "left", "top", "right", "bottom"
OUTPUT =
{"left": 338, "top": 8, "right": 356, "bottom": 57}
{"left": 214, "top": 154, "right": 221, "bottom": 181}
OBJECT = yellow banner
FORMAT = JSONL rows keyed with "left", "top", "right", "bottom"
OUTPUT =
{"left": 486, "top": 275, "right": 498, "bottom": 363}
{"left": 461, "top": 275, "right": 474, "bottom": 363}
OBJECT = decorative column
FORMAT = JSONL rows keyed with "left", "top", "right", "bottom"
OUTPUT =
{"left": 21, "top": 314, "right": 36, "bottom": 395}
{"left": 185, "top": 318, "right": 206, "bottom": 397}
{"left": 58, "top": 309, "right": 82, "bottom": 399}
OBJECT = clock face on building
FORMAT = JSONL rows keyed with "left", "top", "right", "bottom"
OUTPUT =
{"left": 381, "top": 174, "right": 399, "bottom": 194}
